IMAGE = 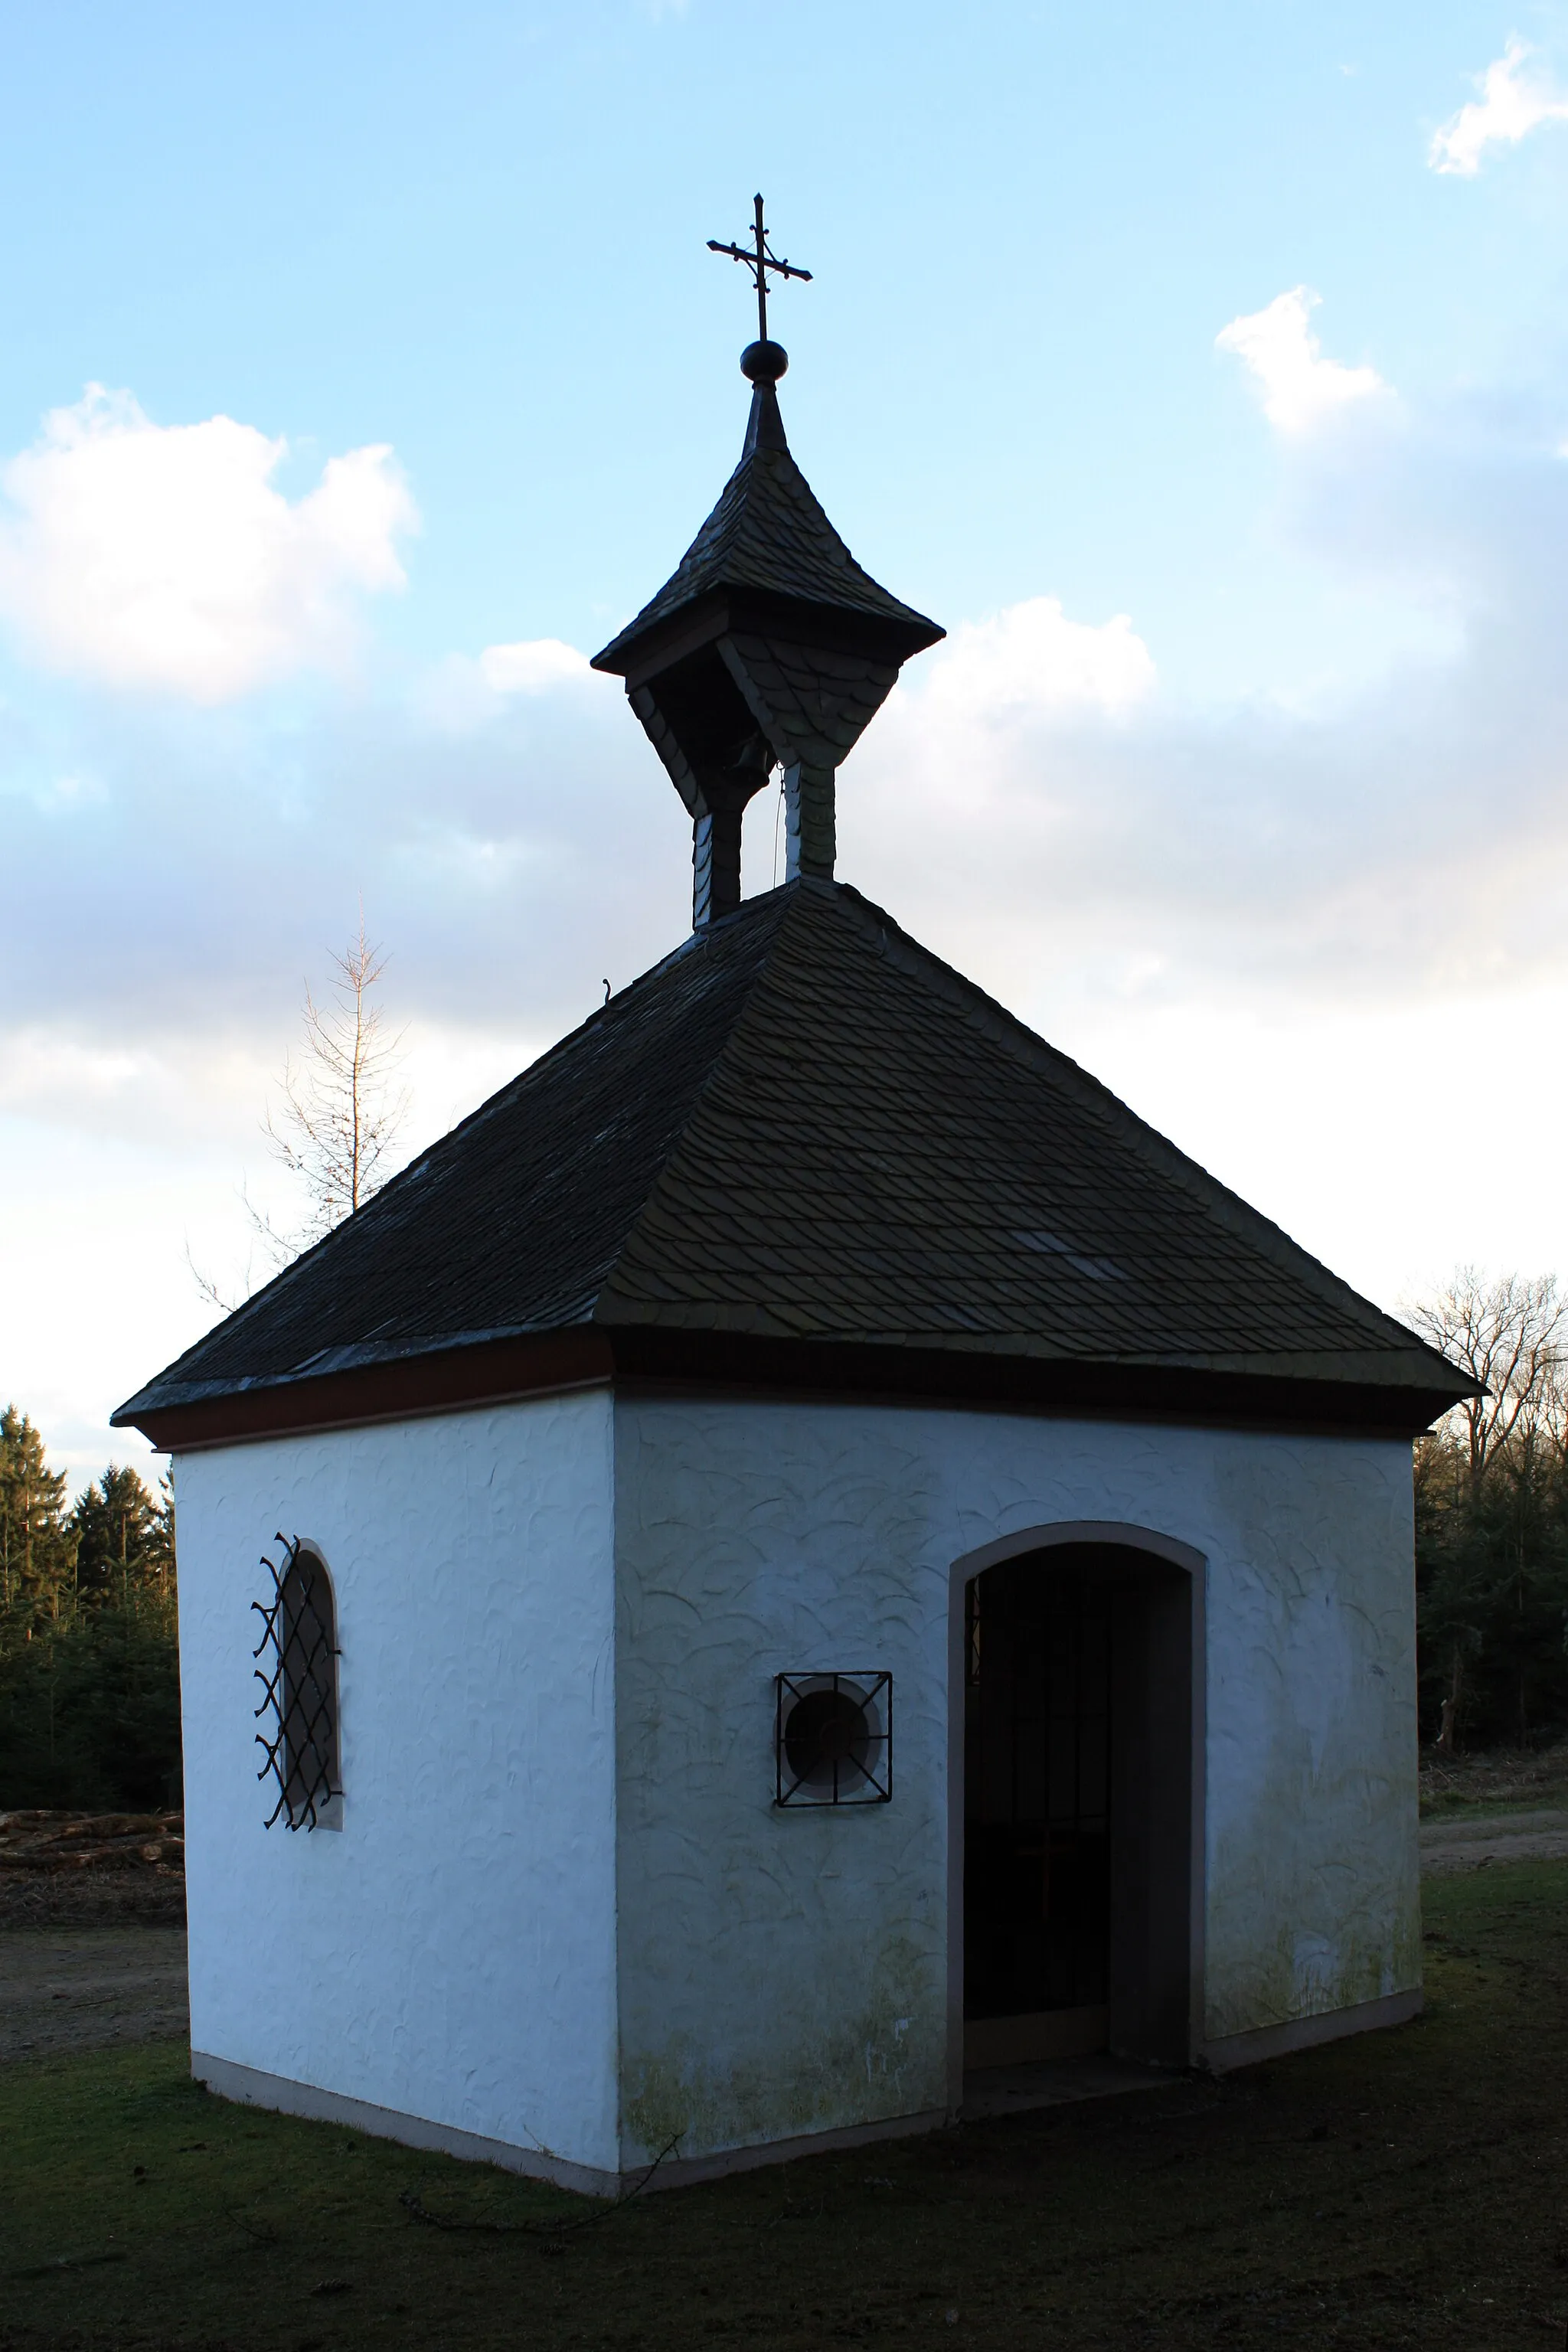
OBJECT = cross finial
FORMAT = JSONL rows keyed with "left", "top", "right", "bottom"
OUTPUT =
{"left": 707, "top": 194, "right": 812, "bottom": 347}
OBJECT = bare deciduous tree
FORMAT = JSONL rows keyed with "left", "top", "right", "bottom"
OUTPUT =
{"left": 1405, "top": 1266, "right": 1568, "bottom": 1755}
{"left": 262, "top": 918, "right": 410, "bottom": 1245}
{"left": 190, "top": 916, "right": 409, "bottom": 1310}
{"left": 1404, "top": 1267, "right": 1566, "bottom": 1493}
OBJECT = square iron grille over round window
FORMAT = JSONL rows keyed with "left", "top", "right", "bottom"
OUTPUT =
{"left": 253, "top": 1534, "right": 341, "bottom": 1830}
{"left": 775, "top": 1672, "right": 892, "bottom": 1807}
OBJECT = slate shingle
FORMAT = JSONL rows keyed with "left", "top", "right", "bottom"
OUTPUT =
{"left": 592, "top": 384, "right": 941, "bottom": 671}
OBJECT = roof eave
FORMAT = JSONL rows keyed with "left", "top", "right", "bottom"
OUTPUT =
{"left": 592, "top": 582, "right": 944, "bottom": 681}
{"left": 113, "top": 1327, "right": 616, "bottom": 1452}
{"left": 118, "top": 1318, "right": 1471, "bottom": 1455}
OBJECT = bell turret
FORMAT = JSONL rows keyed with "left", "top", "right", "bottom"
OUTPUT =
{"left": 591, "top": 204, "right": 943, "bottom": 929}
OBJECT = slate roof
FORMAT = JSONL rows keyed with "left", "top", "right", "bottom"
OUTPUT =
{"left": 116, "top": 880, "right": 1461, "bottom": 1430}
{"left": 591, "top": 384, "right": 942, "bottom": 673}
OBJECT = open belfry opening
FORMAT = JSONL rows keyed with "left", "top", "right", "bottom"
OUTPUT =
{"left": 115, "top": 200, "right": 1467, "bottom": 2195}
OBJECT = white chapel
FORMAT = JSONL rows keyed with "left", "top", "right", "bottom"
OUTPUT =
{"left": 116, "top": 250, "right": 1465, "bottom": 2196}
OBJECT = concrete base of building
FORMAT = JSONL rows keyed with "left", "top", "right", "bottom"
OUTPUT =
{"left": 194, "top": 1992, "right": 1422, "bottom": 2200}
{"left": 1199, "top": 1987, "right": 1423, "bottom": 2073}
{"left": 191, "top": 2051, "right": 946, "bottom": 2199}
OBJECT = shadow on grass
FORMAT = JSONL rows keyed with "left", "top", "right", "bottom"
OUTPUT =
{"left": 3, "top": 1861, "right": 1566, "bottom": 2351}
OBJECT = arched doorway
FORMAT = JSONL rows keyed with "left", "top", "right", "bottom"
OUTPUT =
{"left": 949, "top": 1524, "right": 1204, "bottom": 2090}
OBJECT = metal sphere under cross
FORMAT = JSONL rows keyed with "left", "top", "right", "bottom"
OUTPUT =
{"left": 707, "top": 194, "right": 812, "bottom": 345}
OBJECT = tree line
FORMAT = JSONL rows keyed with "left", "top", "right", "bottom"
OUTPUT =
{"left": 1409, "top": 1271, "right": 1568, "bottom": 1750}
{"left": 0, "top": 1406, "right": 179, "bottom": 1808}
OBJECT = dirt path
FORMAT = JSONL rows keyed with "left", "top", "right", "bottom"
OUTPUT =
{"left": 1419, "top": 1802, "right": 1568, "bottom": 1873}
{"left": 0, "top": 1800, "right": 1553, "bottom": 2070}
{"left": 0, "top": 1927, "right": 188, "bottom": 2063}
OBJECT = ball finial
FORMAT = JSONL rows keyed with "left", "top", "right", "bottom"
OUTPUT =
{"left": 740, "top": 339, "right": 789, "bottom": 385}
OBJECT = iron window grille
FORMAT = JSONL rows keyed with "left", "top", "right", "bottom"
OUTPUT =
{"left": 775, "top": 1671, "right": 892, "bottom": 1807}
{"left": 253, "top": 1534, "right": 341, "bottom": 1830}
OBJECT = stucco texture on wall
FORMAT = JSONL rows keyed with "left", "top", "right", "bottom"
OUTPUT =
{"left": 612, "top": 1397, "right": 1419, "bottom": 2164}
{"left": 174, "top": 1391, "right": 619, "bottom": 2177}
{"left": 1200, "top": 1445, "right": 1420, "bottom": 2039}
{"left": 614, "top": 1402, "right": 948, "bottom": 2166}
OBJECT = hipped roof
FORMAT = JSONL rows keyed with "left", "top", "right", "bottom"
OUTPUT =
{"left": 116, "top": 880, "right": 1466, "bottom": 1443}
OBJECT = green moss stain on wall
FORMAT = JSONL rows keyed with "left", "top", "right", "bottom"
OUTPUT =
{"left": 621, "top": 1934, "right": 944, "bottom": 2164}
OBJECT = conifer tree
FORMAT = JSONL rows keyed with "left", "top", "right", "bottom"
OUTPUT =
{"left": 70, "top": 1465, "right": 175, "bottom": 1606}
{"left": 0, "top": 1405, "right": 74, "bottom": 1622}
{"left": 0, "top": 1419, "right": 181, "bottom": 1807}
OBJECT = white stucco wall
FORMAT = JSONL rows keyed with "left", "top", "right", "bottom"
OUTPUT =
{"left": 173, "top": 1390, "right": 619, "bottom": 2177}
{"left": 612, "top": 1396, "right": 1419, "bottom": 2166}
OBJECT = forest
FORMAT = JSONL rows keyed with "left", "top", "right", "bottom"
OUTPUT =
{"left": 0, "top": 1406, "right": 178, "bottom": 1808}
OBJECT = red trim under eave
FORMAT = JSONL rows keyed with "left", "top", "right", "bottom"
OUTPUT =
{"left": 126, "top": 1331, "right": 617, "bottom": 1452}
{"left": 121, "top": 1325, "right": 1462, "bottom": 1452}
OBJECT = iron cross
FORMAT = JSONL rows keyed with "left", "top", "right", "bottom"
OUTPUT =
{"left": 707, "top": 194, "right": 812, "bottom": 344}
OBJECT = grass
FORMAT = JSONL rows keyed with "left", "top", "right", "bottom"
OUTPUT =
{"left": 3, "top": 1863, "right": 1566, "bottom": 2352}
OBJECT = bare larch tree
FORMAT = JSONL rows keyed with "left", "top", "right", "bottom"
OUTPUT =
{"left": 262, "top": 917, "right": 410, "bottom": 1246}
{"left": 190, "top": 916, "right": 409, "bottom": 1309}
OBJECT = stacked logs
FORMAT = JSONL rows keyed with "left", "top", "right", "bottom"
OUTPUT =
{"left": 0, "top": 1811, "right": 184, "bottom": 1875}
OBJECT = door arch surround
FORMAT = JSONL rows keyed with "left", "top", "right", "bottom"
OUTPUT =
{"left": 946, "top": 1521, "right": 1207, "bottom": 2109}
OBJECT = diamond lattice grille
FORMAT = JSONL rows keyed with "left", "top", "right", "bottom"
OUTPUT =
{"left": 253, "top": 1535, "right": 341, "bottom": 1829}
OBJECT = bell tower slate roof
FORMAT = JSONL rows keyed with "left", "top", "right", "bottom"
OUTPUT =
{"left": 115, "top": 880, "right": 1465, "bottom": 1449}
{"left": 592, "top": 377, "right": 942, "bottom": 664}
{"left": 592, "top": 338, "right": 943, "bottom": 931}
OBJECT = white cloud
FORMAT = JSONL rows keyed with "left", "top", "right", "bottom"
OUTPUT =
{"left": 416, "top": 635, "right": 604, "bottom": 732}
{"left": 841, "top": 599, "right": 1155, "bottom": 900}
{"left": 0, "top": 385, "right": 416, "bottom": 701}
{"left": 1217, "top": 289, "right": 1387, "bottom": 436}
{"left": 1429, "top": 37, "right": 1568, "bottom": 176}
{"left": 835, "top": 357, "right": 1568, "bottom": 1028}
{"left": 913, "top": 596, "right": 1155, "bottom": 727}
{"left": 479, "top": 637, "right": 594, "bottom": 693}
{"left": 0, "top": 1027, "right": 147, "bottom": 1113}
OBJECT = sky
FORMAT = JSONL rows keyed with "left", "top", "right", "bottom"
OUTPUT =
{"left": 5, "top": 0, "right": 1568, "bottom": 1487}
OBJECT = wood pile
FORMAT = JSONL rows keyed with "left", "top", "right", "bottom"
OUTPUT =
{"left": 0, "top": 1811, "right": 184, "bottom": 1875}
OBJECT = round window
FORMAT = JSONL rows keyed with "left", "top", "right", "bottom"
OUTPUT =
{"left": 782, "top": 1683, "right": 874, "bottom": 1794}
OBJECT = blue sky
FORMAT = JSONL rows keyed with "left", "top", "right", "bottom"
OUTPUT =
{"left": 8, "top": 1, "right": 1562, "bottom": 679}
{"left": 5, "top": 1, "right": 1568, "bottom": 1479}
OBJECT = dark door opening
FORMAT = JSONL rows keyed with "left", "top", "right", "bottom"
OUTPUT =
{"left": 962, "top": 1543, "right": 1196, "bottom": 2074}
{"left": 964, "top": 1563, "right": 1112, "bottom": 2064}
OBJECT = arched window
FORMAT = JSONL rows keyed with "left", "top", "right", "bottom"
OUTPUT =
{"left": 254, "top": 1537, "right": 341, "bottom": 1829}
